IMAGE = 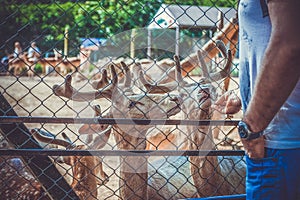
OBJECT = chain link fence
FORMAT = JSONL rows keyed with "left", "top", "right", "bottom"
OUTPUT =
{"left": 0, "top": 1, "right": 245, "bottom": 199}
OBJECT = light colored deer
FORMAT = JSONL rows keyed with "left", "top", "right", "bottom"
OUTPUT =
{"left": 139, "top": 41, "right": 245, "bottom": 198}
{"left": 78, "top": 105, "right": 199, "bottom": 199}
{"left": 52, "top": 63, "right": 183, "bottom": 200}
{"left": 175, "top": 49, "right": 244, "bottom": 197}
{"left": 138, "top": 16, "right": 239, "bottom": 142}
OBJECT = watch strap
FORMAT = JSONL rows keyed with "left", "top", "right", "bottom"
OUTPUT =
{"left": 247, "top": 131, "right": 264, "bottom": 140}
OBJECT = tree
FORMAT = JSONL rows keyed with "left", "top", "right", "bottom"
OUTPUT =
{"left": 0, "top": 0, "right": 237, "bottom": 58}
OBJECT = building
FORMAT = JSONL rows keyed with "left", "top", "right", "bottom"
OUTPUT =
{"left": 147, "top": 4, "right": 236, "bottom": 56}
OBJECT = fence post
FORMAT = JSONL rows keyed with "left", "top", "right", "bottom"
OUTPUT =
{"left": 0, "top": 93, "right": 79, "bottom": 200}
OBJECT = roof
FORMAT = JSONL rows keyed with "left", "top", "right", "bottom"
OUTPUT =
{"left": 148, "top": 4, "right": 236, "bottom": 29}
{"left": 80, "top": 38, "right": 107, "bottom": 48}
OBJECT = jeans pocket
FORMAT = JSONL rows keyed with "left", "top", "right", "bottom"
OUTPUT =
{"left": 246, "top": 155, "right": 280, "bottom": 200}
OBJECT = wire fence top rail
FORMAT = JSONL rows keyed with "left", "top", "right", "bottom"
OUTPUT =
{"left": 0, "top": 116, "right": 239, "bottom": 126}
{"left": 0, "top": 149, "right": 245, "bottom": 156}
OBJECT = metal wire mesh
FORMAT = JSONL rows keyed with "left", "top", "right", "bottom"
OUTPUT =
{"left": 0, "top": 1, "right": 245, "bottom": 199}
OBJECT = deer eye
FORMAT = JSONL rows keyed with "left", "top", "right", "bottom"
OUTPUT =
{"left": 128, "top": 101, "right": 136, "bottom": 108}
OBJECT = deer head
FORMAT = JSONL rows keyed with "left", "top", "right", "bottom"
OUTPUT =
{"left": 175, "top": 40, "right": 232, "bottom": 149}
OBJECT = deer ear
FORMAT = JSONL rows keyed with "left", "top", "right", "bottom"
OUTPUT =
{"left": 62, "top": 156, "right": 72, "bottom": 166}
{"left": 78, "top": 124, "right": 90, "bottom": 134}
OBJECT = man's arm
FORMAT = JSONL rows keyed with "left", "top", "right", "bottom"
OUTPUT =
{"left": 244, "top": 0, "right": 300, "bottom": 133}
{"left": 241, "top": 0, "right": 300, "bottom": 158}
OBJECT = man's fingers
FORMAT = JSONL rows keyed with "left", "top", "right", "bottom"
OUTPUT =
{"left": 241, "top": 137, "right": 265, "bottom": 159}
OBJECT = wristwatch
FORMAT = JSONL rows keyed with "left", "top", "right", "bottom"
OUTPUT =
{"left": 238, "top": 121, "right": 263, "bottom": 140}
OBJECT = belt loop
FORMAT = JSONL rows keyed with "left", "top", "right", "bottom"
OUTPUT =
{"left": 260, "top": 0, "right": 269, "bottom": 17}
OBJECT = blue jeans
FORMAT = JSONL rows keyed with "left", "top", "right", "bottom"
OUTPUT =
{"left": 246, "top": 148, "right": 300, "bottom": 200}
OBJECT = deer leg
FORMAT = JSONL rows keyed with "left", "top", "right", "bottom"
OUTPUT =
{"left": 116, "top": 130, "right": 148, "bottom": 200}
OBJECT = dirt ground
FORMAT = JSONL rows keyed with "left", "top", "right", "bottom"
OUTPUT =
{"left": 0, "top": 74, "right": 243, "bottom": 199}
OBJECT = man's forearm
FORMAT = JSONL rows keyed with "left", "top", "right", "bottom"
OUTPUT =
{"left": 243, "top": 1, "right": 300, "bottom": 132}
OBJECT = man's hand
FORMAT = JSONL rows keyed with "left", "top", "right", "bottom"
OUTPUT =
{"left": 212, "top": 90, "right": 242, "bottom": 114}
{"left": 241, "top": 136, "right": 265, "bottom": 159}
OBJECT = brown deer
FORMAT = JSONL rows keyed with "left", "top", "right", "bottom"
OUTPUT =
{"left": 52, "top": 63, "right": 182, "bottom": 200}
{"left": 0, "top": 128, "right": 109, "bottom": 200}
{"left": 53, "top": 48, "right": 91, "bottom": 76}
{"left": 0, "top": 156, "right": 50, "bottom": 200}
{"left": 7, "top": 53, "right": 36, "bottom": 77}
{"left": 0, "top": 133, "right": 49, "bottom": 200}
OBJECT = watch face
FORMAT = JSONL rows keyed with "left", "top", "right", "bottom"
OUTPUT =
{"left": 238, "top": 124, "right": 248, "bottom": 139}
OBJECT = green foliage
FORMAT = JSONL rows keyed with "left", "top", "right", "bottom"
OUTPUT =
{"left": 34, "top": 63, "right": 43, "bottom": 74}
{"left": 0, "top": 0, "right": 237, "bottom": 58}
{"left": 163, "top": 0, "right": 235, "bottom": 7}
{"left": 89, "top": 63, "right": 96, "bottom": 72}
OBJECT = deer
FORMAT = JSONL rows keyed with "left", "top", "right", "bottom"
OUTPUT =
{"left": 0, "top": 128, "right": 109, "bottom": 200}
{"left": 0, "top": 133, "right": 50, "bottom": 200}
{"left": 130, "top": 16, "right": 239, "bottom": 144}
{"left": 52, "top": 62, "right": 183, "bottom": 200}
{"left": 78, "top": 104, "right": 200, "bottom": 199}
{"left": 6, "top": 46, "right": 92, "bottom": 77}
{"left": 138, "top": 40, "right": 245, "bottom": 198}
{"left": 52, "top": 47, "right": 92, "bottom": 76}
{"left": 7, "top": 53, "right": 36, "bottom": 77}
{"left": 0, "top": 156, "right": 50, "bottom": 200}
{"left": 33, "top": 48, "right": 91, "bottom": 76}
{"left": 95, "top": 16, "right": 239, "bottom": 143}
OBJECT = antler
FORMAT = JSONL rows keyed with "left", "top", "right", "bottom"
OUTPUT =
{"left": 197, "top": 40, "right": 232, "bottom": 83}
{"left": 92, "top": 61, "right": 132, "bottom": 91}
{"left": 53, "top": 65, "right": 118, "bottom": 101}
{"left": 139, "top": 41, "right": 230, "bottom": 94}
{"left": 174, "top": 55, "right": 185, "bottom": 86}
{"left": 121, "top": 61, "right": 131, "bottom": 88}
{"left": 91, "top": 69, "right": 109, "bottom": 90}
{"left": 138, "top": 62, "right": 180, "bottom": 94}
